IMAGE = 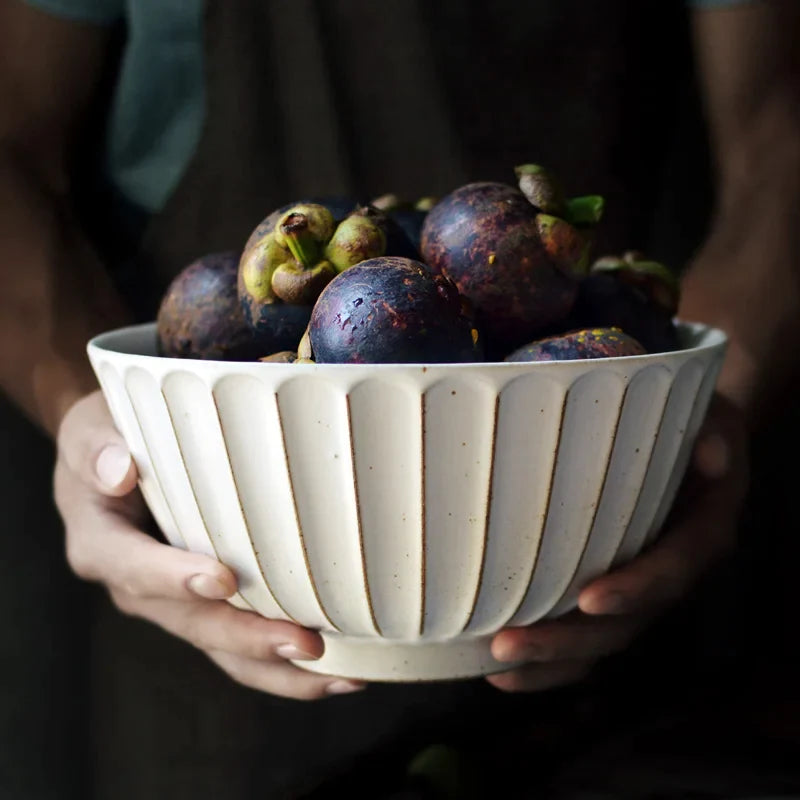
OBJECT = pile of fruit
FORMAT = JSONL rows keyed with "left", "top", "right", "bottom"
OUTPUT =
{"left": 156, "top": 165, "right": 681, "bottom": 364}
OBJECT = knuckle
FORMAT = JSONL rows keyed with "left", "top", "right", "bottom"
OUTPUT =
{"left": 297, "top": 686, "right": 328, "bottom": 702}
{"left": 118, "top": 579, "right": 145, "bottom": 601}
{"left": 64, "top": 536, "right": 96, "bottom": 581}
{"left": 108, "top": 588, "right": 138, "bottom": 617}
{"left": 182, "top": 611, "right": 214, "bottom": 652}
{"left": 220, "top": 660, "right": 245, "bottom": 685}
{"left": 53, "top": 463, "right": 69, "bottom": 510}
{"left": 208, "top": 652, "right": 251, "bottom": 689}
{"left": 275, "top": 674, "right": 326, "bottom": 701}
{"left": 247, "top": 638, "right": 276, "bottom": 662}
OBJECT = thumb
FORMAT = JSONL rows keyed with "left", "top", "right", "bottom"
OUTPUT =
{"left": 94, "top": 442, "right": 138, "bottom": 496}
{"left": 59, "top": 391, "right": 139, "bottom": 497}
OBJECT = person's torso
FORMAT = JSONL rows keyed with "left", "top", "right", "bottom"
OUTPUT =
{"left": 69, "top": 0, "right": 712, "bottom": 318}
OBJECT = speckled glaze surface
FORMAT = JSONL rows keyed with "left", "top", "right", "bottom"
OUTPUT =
{"left": 88, "top": 322, "right": 726, "bottom": 681}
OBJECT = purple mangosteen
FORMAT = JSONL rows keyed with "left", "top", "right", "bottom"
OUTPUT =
{"left": 156, "top": 252, "right": 267, "bottom": 360}
{"left": 505, "top": 327, "right": 647, "bottom": 362}
{"left": 420, "top": 176, "right": 598, "bottom": 352}
{"left": 308, "top": 256, "right": 481, "bottom": 364}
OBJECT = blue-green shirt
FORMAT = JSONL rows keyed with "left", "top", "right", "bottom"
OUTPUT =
{"left": 26, "top": 0, "right": 753, "bottom": 217}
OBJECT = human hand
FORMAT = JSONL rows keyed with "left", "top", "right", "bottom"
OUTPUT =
{"left": 54, "top": 390, "right": 365, "bottom": 699}
{"left": 486, "top": 394, "right": 748, "bottom": 692}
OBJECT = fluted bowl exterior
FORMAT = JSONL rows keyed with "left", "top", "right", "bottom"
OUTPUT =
{"left": 88, "top": 322, "right": 726, "bottom": 680}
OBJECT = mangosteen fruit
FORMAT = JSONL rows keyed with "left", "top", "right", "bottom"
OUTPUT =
{"left": 156, "top": 252, "right": 264, "bottom": 361}
{"left": 573, "top": 253, "right": 681, "bottom": 353}
{"left": 308, "top": 256, "right": 481, "bottom": 364}
{"left": 420, "top": 171, "right": 601, "bottom": 353}
{"left": 238, "top": 203, "right": 388, "bottom": 345}
{"left": 505, "top": 327, "right": 646, "bottom": 362}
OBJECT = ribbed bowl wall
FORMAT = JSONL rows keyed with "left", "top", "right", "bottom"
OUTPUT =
{"left": 90, "top": 323, "right": 726, "bottom": 643}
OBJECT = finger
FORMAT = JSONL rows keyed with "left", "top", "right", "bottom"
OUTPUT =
{"left": 486, "top": 659, "right": 593, "bottom": 694}
{"left": 206, "top": 650, "right": 365, "bottom": 700}
{"left": 66, "top": 501, "right": 236, "bottom": 600}
{"left": 578, "top": 486, "right": 736, "bottom": 617}
{"left": 110, "top": 591, "right": 326, "bottom": 662}
{"left": 692, "top": 429, "right": 730, "bottom": 480}
{"left": 491, "top": 612, "right": 641, "bottom": 664}
{"left": 691, "top": 393, "right": 748, "bottom": 482}
{"left": 59, "top": 391, "right": 138, "bottom": 497}
{"left": 578, "top": 395, "right": 748, "bottom": 618}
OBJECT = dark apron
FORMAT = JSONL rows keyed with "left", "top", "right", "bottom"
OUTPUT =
{"left": 80, "top": 2, "right": 737, "bottom": 798}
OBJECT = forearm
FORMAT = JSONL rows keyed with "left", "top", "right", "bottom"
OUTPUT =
{"left": 679, "top": 134, "right": 800, "bottom": 417}
{"left": 679, "top": 3, "right": 800, "bottom": 422}
{"left": 0, "top": 142, "right": 130, "bottom": 437}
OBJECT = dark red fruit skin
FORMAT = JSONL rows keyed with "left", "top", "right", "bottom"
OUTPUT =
{"left": 420, "top": 182, "right": 578, "bottom": 352}
{"left": 385, "top": 206, "right": 428, "bottom": 252}
{"left": 505, "top": 327, "right": 646, "bottom": 362}
{"left": 309, "top": 257, "right": 482, "bottom": 364}
{"left": 572, "top": 273, "right": 680, "bottom": 354}
{"left": 157, "top": 252, "right": 266, "bottom": 361}
{"left": 241, "top": 300, "right": 312, "bottom": 355}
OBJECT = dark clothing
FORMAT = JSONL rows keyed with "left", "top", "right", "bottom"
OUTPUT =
{"left": 84, "top": 1, "right": 713, "bottom": 318}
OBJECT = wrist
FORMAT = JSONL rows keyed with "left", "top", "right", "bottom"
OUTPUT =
{"left": 32, "top": 356, "right": 98, "bottom": 438}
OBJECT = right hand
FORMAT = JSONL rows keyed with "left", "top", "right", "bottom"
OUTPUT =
{"left": 54, "top": 390, "right": 364, "bottom": 700}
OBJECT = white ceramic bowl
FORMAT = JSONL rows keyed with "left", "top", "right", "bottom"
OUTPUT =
{"left": 88, "top": 321, "right": 726, "bottom": 681}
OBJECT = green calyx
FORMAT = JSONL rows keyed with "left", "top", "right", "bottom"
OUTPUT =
{"left": 274, "top": 204, "right": 336, "bottom": 268}
{"left": 278, "top": 214, "right": 322, "bottom": 268}
{"left": 297, "top": 326, "right": 313, "bottom": 361}
{"left": 241, "top": 204, "right": 338, "bottom": 306}
{"left": 565, "top": 195, "right": 605, "bottom": 227}
{"left": 240, "top": 233, "right": 288, "bottom": 304}
{"left": 591, "top": 253, "right": 680, "bottom": 314}
{"left": 324, "top": 214, "right": 386, "bottom": 273}
{"left": 515, "top": 163, "right": 604, "bottom": 233}
{"left": 370, "top": 193, "right": 403, "bottom": 212}
{"left": 515, "top": 163, "right": 567, "bottom": 216}
{"left": 414, "top": 196, "right": 437, "bottom": 211}
{"left": 369, "top": 194, "right": 437, "bottom": 213}
{"left": 242, "top": 203, "right": 388, "bottom": 307}
{"left": 271, "top": 260, "right": 338, "bottom": 306}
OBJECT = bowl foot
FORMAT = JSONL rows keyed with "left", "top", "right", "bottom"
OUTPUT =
{"left": 292, "top": 632, "right": 524, "bottom": 682}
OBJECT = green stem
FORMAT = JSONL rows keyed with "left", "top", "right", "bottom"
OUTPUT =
{"left": 566, "top": 195, "right": 605, "bottom": 226}
{"left": 280, "top": 213, "right": 321, "bottom": 269}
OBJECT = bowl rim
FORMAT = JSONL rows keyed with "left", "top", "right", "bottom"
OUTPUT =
{"left": 88, "top": 319, "right": 727, "bottom": 370}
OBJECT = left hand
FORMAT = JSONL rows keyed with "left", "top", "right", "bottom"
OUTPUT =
{"left": 486, "top": 393, "right": 748, "bottom": 692}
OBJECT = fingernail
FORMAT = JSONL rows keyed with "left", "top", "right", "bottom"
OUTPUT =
{"left": 95, "top": 445, "right": 132, "bottom": 489}
{"left": 326, "top": 680, "right": 365, "bottom": 696}
{"left": 596, "top": 591, "right": 628, "bottom": 614}
{"left": 276, "top": 644, "right": 319, "bottom": 661}
{"left": 188, "top": 573, "right": 232, "bottom": 600}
